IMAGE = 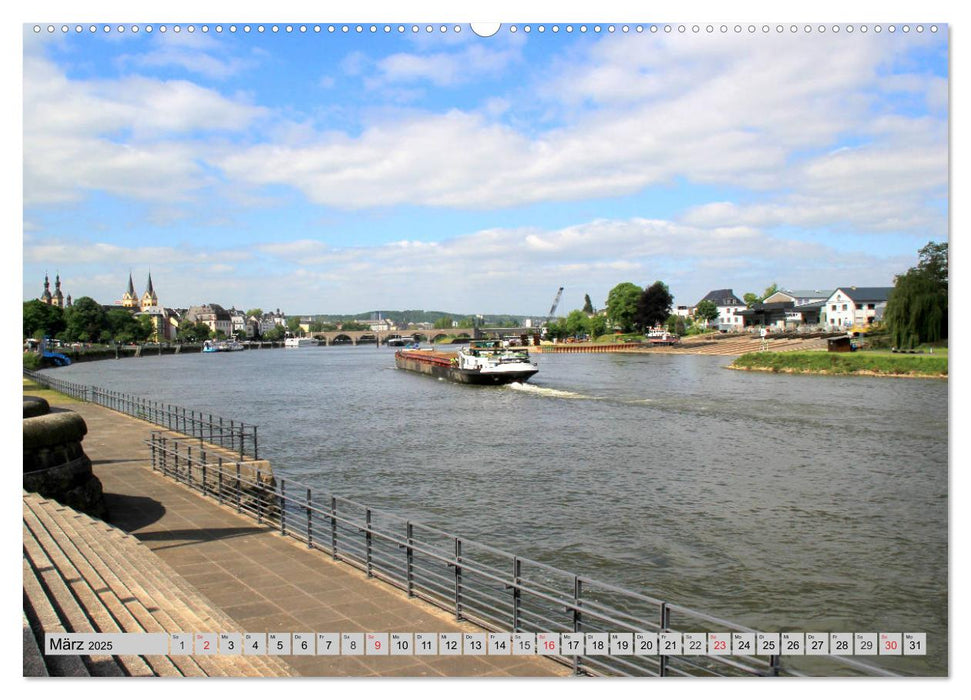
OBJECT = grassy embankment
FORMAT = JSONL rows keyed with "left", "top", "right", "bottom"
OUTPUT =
{"left": 730, "top": 349, "right": 947, "bottom": 378}
{"left": 22, "top": 377, "right": 82, "bottom": 404}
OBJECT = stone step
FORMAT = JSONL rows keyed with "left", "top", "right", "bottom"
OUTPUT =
{"left": 31, "top": 496, "right": 261, "bottom": 677}
{"left": 23, "top": 505, "right": 154, "bottom": 676}
{"left": 22, "top": 522, "right": 127, "bottom": 676}
{"left": 23, "top": 611, "right": 48, "bottom": 676}
{"left": 24, "top": 493, "right": 293, "bottom": 677}
{"left": 79, "top": 525, "right": 294, "bottom": 677}
{"left": 23, "top": 557, "right": 89, "bottom": 677}
{"left": 26, "top": 496, "right": 199, "bottom": 677}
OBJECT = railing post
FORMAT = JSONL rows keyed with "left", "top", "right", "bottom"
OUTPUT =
{"left": 201, "top": 449, "right": 207, "bottom": 496}
{"left": 330, "top": 496, "right": 338, "bottom": 559}
{"left": 256, "top": 469, "right": 263, "bottom": 524}
{"left": 572, "top": 576, "right": 582, "bottom": 676}
{"left": 235, "top": 462, "right": 241, "bottom": 513}
{"left": 306, "top": 488, "right": 313, "bottom": 549}
{"left": 454, "top": 537, "right": 463, "bottom": 621}
{"left": 769, "top": 654, "right": 781, "bottom": 676}
{"left": 253, "top": 425, "right": 258, "bottom": 460}
{"left": 365, "top": 508, "right": 373, "bottom": 578}
{"left": 219, "top": 416, "right": 224, "bottom": 448}
{"left": 217, "top": 457, "right": 223, "bottom": 504}
{"left": 406, "top": 522, "right": 414, "bottom": 598}
{"left": 659, "top": 602, "right": 670, "bottom": 677}
{"left": 512, "top": 557, "right": 522, "bottom": 631}
{"left": 280, "top": 479, "right": 287, "bottom": 536}
{"left": 187, "top": 445, "right": 193, "bottom": 489}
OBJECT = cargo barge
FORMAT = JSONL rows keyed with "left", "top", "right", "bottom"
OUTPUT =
{"left": 395, "top": 341, "right": 538, "bottom": 385}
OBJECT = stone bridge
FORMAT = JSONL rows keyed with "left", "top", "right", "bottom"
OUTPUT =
{"left": 310, "top": 327, "right": 536, "bottom": 346}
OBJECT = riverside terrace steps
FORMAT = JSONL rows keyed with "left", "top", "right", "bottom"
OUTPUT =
{"left": 23, "top": 492, "right": 295, "bottom": 677}
{"left": 34, "top": 399, "right": 568, "bottom": 678}
{"left": 533, "top": 335, "right": 829, "bottom": 355}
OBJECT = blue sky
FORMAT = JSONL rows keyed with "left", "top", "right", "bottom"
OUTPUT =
{"left": 21, "top": 10, "right": 949, "bottom": 317}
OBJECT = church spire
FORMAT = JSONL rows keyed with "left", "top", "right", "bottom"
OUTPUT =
{"left": 127, "top": 272, "right": 136, "bottom": 297}
{"left": 40, "top": 272, "right": 52, "bottom": 304}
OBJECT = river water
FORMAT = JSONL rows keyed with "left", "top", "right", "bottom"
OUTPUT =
{"left": 50, "top": 346, "right": 948, "bottom": 675}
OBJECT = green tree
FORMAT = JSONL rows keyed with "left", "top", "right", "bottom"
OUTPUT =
{"left": 564, "top": 309, "right": 588, "bottom": 338}
{"left": 106, "top": 308, "right": 143, "bottom": 343}
{"left": 606, "top": 282, "right": 642, "bottom": 333}
{"left": 545, "top": 318, "right": 568, "bottom": 340}
{"left": 885, "top": 242, "right": 948, "bottom": 349}
{"left": 177, "top": 321, "right": 212, "bottom": 343}
{"left": 64, "top": 297, "right": 108, "bottom": 343}
{"left": 634, "top": 281, "right": 674, "bottom": 331}
{"left": 744, "top": 283, "right": 779, "bottom": 308}
{"left": 433, "top": 316, "right": 454, "bottom": 329}
{"left": 23, "top": 300, "right": 66, "bottom": 339}
{"left": 694, "top": 300, "right": 719, "bottom": 326}
{"left": 246, "top": 308, "right": 263, "bottom": 319}
{"left": 582, "top": 294, "right": 594, "bottom": 314}
{"left": 138, "top": 315, "right": 156, "bottom": 342}
{"left": 286, "top": 317, "right": 302, "bottom": 334}
{"left": 666, "top": 314, "right": 687, "bottom": 335}
{"left": 263, "top": 325, "right": 286, "bottom": 341}
{"left": 586, "top": 314, "right": 608, "bottom": 338}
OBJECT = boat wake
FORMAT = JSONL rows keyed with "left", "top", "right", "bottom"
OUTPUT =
{"left": 505, "top": 382, "right": 591, "bottom": 400}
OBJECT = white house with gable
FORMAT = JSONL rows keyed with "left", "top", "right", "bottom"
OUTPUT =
{"left": 823, "top": 287, "right": 894, "bottom": 330}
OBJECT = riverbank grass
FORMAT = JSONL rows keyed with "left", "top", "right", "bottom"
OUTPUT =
{"left": 23, "top": 377, "right": 82, "bottom": 404}
{"left": 730, "top": 350, "right": 947, "bottom": 378}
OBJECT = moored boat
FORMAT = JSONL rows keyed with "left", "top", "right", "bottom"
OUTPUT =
{"left": 284, "top": 337, "right": 317, "bottom": 348}
{"left": 203, "top": 340, "right": 246, "bottom": 353}
{"left": 395, "top": 340, "right": 538, "bottom": 385}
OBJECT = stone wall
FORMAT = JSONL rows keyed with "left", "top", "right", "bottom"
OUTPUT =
{"left": 23, "top": 397, "right": 106, "bottom": 519}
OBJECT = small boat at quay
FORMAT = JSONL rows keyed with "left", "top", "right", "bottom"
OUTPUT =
{"left": 395, "top": 340, "right": 539, "bottom": 385}
{"left": 284, "top": 337, "right": 317, "bottom": 348}
{"left": 202, "top": 340, "right": 246, "bottom": 353}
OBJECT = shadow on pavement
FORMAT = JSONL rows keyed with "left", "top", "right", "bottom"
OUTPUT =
{"left": 102, "top": 492, "right": 166, "bottom": 532}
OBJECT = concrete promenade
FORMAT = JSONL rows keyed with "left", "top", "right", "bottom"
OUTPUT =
{"left": 44, "top": 395, "right": 569, "bottom": 678}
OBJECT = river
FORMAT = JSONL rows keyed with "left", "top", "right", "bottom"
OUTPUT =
{"left": 49, "top": 345, "right": 949, "bottom": 675}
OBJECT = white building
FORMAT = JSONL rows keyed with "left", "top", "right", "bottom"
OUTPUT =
{"left": 823, "top": 287, "right": 893, "bottom": 330}
{"left": 695, "top": 289, "right": 745, "bottom": 331}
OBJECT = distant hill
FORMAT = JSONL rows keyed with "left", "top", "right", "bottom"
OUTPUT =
{"left": 301, "top": 310, "right": 527, "bottom": 327}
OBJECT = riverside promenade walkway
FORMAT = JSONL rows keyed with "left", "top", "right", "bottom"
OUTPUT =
{"left": 41, "top": 395, "right": 568, "bottom": 678}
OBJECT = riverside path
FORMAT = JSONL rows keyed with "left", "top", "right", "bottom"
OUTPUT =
{"left": 41, "top": 395, "right": 568, "bottom": 678}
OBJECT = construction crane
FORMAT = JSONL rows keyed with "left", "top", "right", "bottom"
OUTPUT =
{"left": 546, "top": 286, "right": 564, "bottom": 325}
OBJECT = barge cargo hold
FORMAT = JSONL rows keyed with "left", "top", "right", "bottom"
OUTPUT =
{"left": 395, "top": 342, "right": 539, "bottom": 385}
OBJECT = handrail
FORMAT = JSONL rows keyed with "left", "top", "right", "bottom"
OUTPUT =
{"left": 144, "top": 430, "right": 902, "bottom": 679}
{"left": 24, "top": 369, "right": 259, "bottom": 460}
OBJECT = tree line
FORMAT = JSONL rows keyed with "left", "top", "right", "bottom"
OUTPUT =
{"left": 23, "top": 297, "right": 157, "bottom": 345}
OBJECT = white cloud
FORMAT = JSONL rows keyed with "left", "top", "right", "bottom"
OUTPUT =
{"left": 23, "top": 51, "right": 267, "bottom": 205}
{"left": 209, "top": 31, "right": 945, "bottom": 237}
{"left": 372, "top": 42, "right": 522, "bottom": 87}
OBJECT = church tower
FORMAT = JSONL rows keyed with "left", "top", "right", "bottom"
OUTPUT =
{"left": 40, "top": 273, "right": 52, "bottom": 304}
{"left": 121, "top": 272, "right": 138, "bottom": 308}
{"left": 52, "top": 273, "right": 65, "bottom": 307}
{"left": 140, "top": 272, "right": 158, "bottom": 310}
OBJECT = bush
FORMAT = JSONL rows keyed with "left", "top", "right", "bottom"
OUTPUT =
{"left": 23, "top": 352, "right": 42, "bottom": 370}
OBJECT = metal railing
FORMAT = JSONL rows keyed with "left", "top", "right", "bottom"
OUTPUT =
{"left": 24, "top": 369, "right": 258, "bottom": 460}
{"left": 146, "top": 431, "right": 899, "bottom": 678}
